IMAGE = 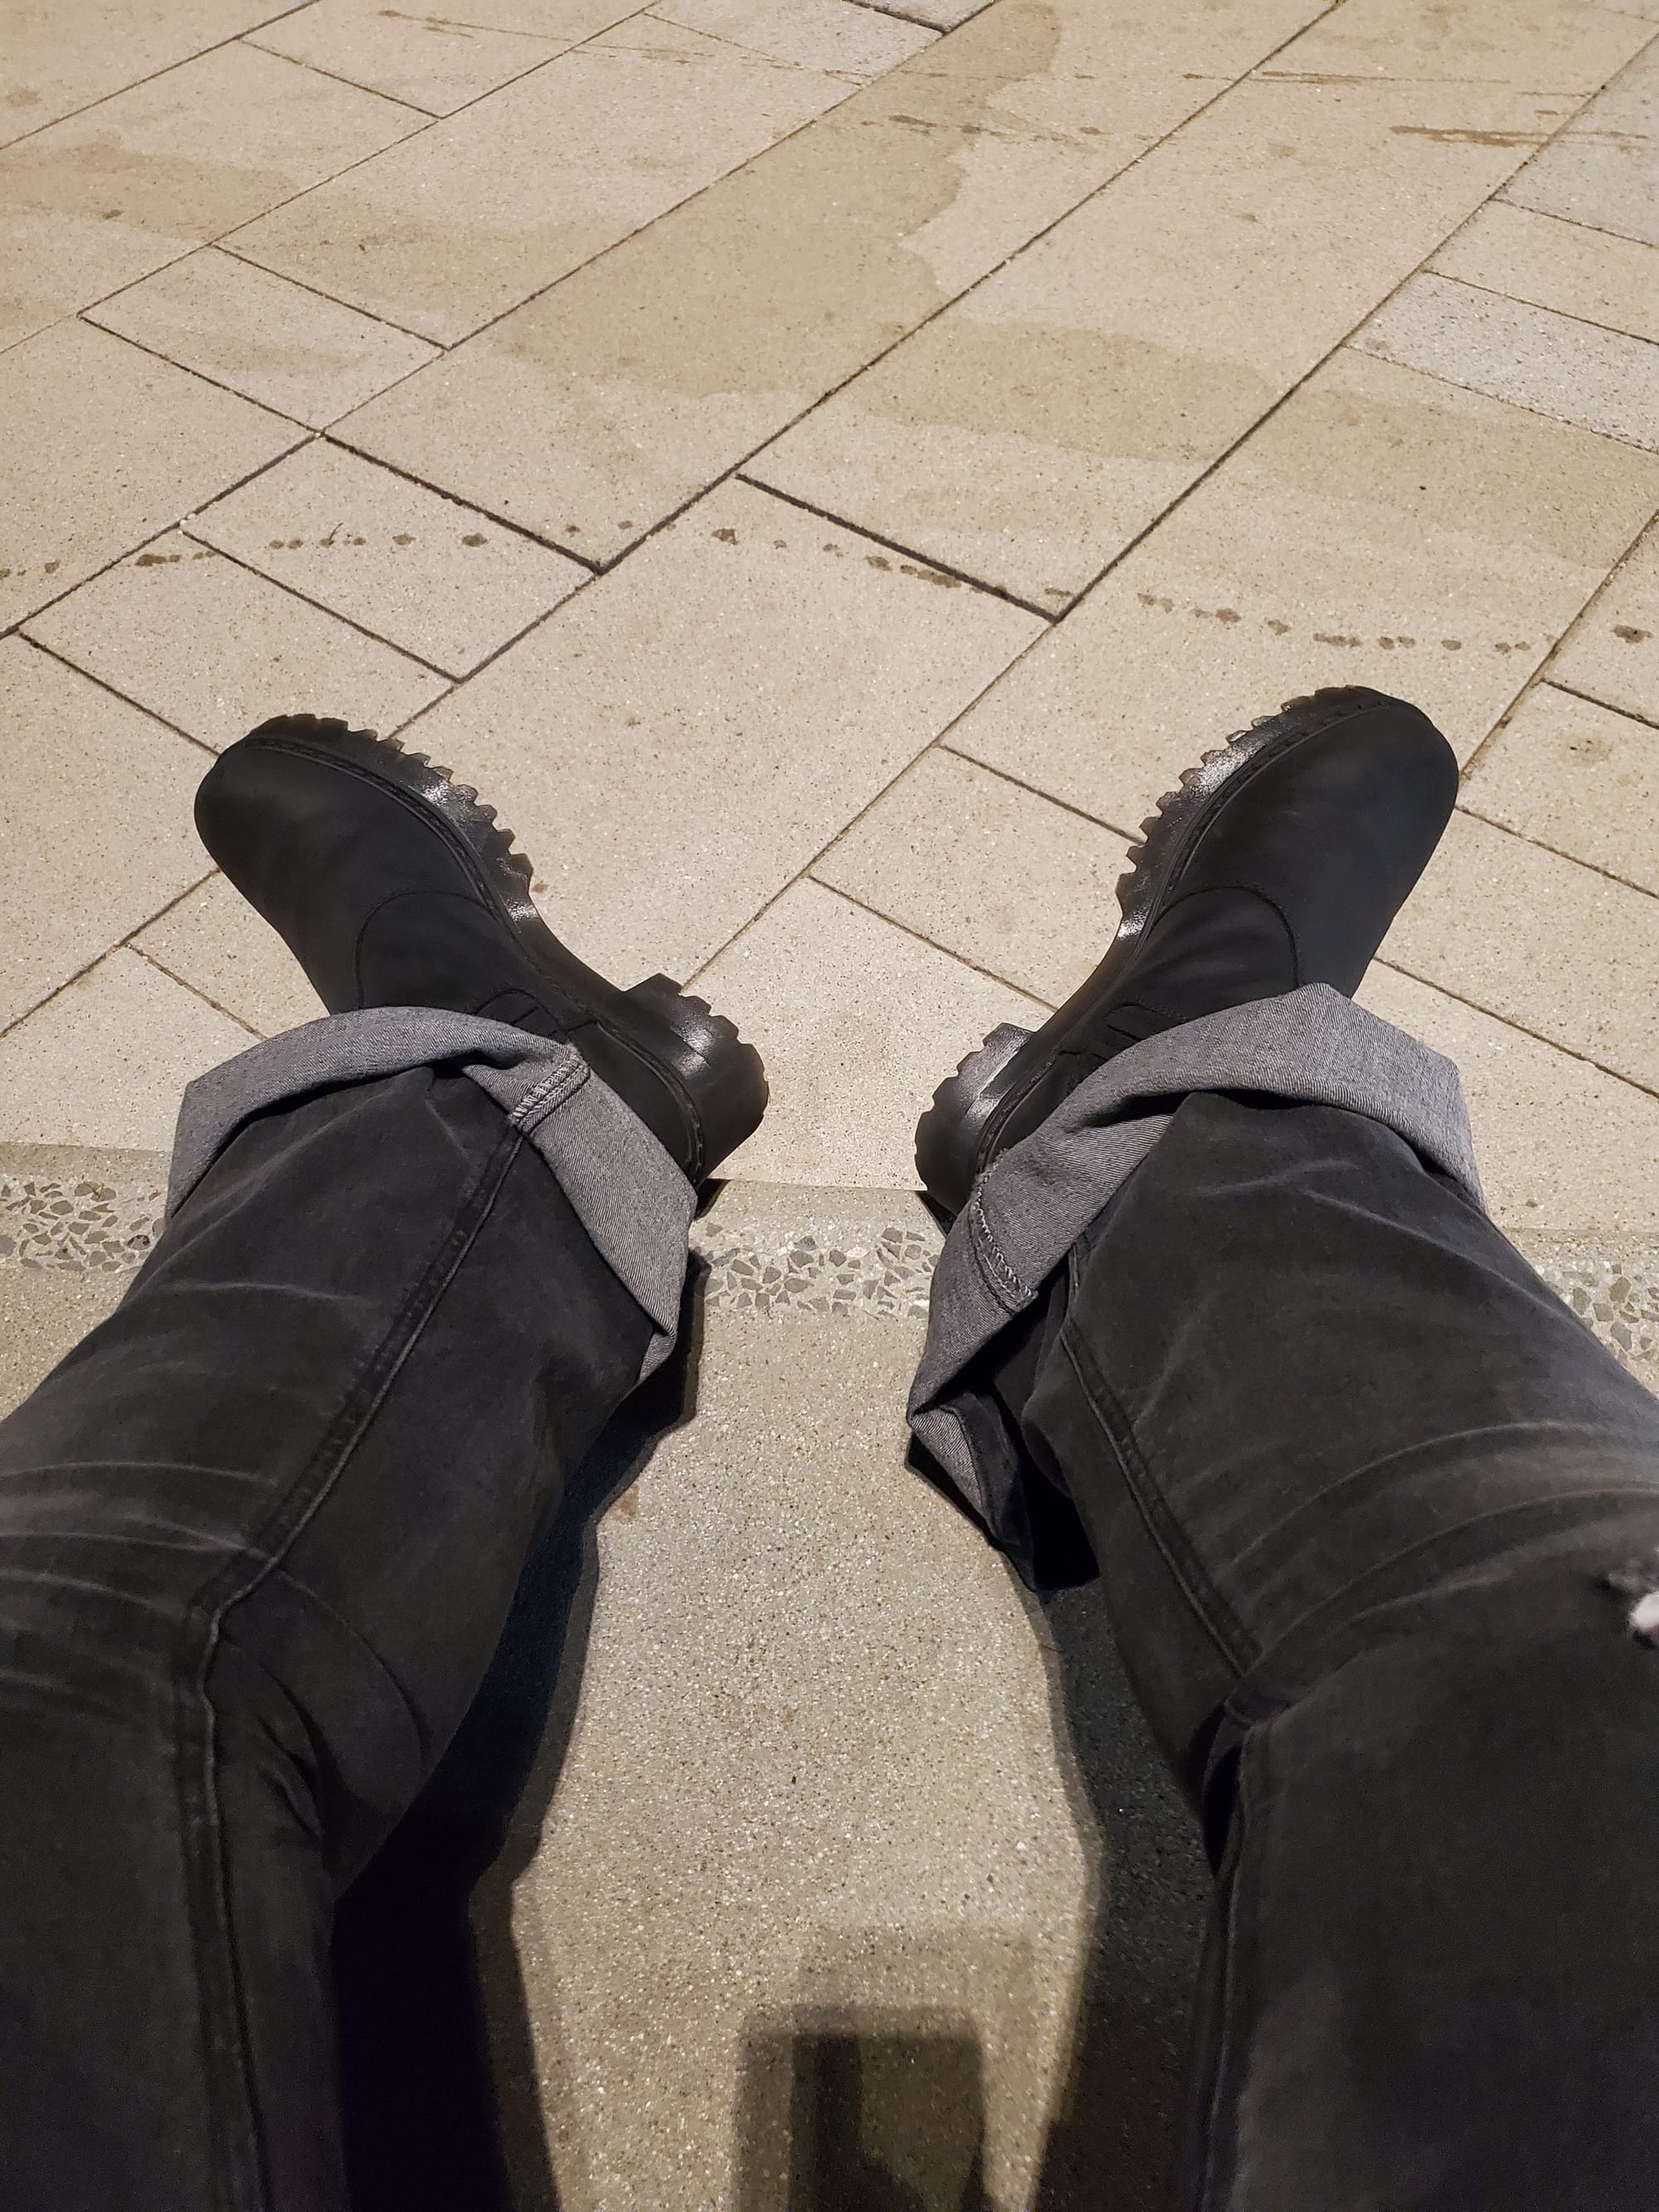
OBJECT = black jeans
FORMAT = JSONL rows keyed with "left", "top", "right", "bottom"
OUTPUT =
{"left": 0, "top": 1069, "right": 653, "bottom": 2211}
{"left": 1017, "top": 1095, "right": 1659, "bottom": 2209}
{"left": 2, "top": 1071, "right": 1657, "bottom": 2207}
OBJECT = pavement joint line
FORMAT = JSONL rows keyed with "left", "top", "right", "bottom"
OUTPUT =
{"left": 11, "top": 634, "right": 220, "bottom": 763}
{"left": 1543, "top": 680, "right": 1659, "bottom": 738}
{"left": 0, "top": 419, "right": 313, "bottom": 647}
{"left": 1497, "top": 194, "right": 1659, "bottom": 256}
{"left": 1372, "top": 956, "right": 1659, "bottom": 1106}
{"left": 1349, "top": 323, "right": 1659, "bottom": 457}
{"left": 0, "top": 241, "right": 205, "bottom": 367}
{"left": 2, "top": 0, "right": 669, "bottom": 367}
{"left": 838, "top": 0, "right": 953, "bottom": 32}
{"left": 234, "top": 37, "right": 440, "bottom": 117}
{"left": 1452, "top": 800, "right": 1659, "bottom": 906}
{"left": 680, "top": 712, "right": 1082, "bottom": 989}
{"left": 803, "top": 873, "right": 1061, "bottom": 1005}
{"left": 1418, "top": 264, "right": 1659, "bottom": 352}
{"left": 1460, "top": 498, "right": 1659, "bottom": 780}
{"left": 0, "top": 0, "right": 319, "bottom": 153}
{"left": 78, "top": 0, "right": 1478, "bottom": 608}
{"left": 239, "top": 37, "right": 442, "bottom": 115}
{"left": 211, "top": 244, "right": 444, "bottom": 350}
{"left": 0, "top": 861, "right": 219, "bottom": 1048}
{"left": 74, "top": 310, "right": 325, "bottom": 435}
{"left": 935, "top": 743, "right": 1143, "bottom": 839}
{"left": 736, "top": 474, "right": 1062, "bottom": 619}
{"left": 14, "top": 541, "right": 455, "bottom": 767}
{"left": 639, "top": 6, "right": 895, "bottom": 80}
{"left": 168, "top": 523, "right": 464, "bottom": 684}
{"left": 176, "top": 495, "right": 609, "bottom": 684}
{"left": 7, "top": 0, "right": 1655, "bottom": 1172}
{"left": 128, "top": 943, "right": 266, "bottom": 1042}
{"left": 313, "top": 432, "right": 604, "bottom": 571}
{"left": 118, "top": 869, "right": 223, "bottom": 948}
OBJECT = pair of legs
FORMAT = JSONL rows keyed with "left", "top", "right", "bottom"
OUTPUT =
{"left": 4, "top": 694, "right": 1658, "bottom": 2205}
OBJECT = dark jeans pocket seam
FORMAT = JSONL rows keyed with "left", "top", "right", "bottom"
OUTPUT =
{"left": 1060, "top": 1325, "right": 1258, "bottom": 1678}
{"left": 170, "top": 1121, "right": 527, "bottom": 2212}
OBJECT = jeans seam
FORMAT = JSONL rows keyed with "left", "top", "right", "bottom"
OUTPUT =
{"left": 171, "top": 1121, "right": 527, "bottom": 2211}
{"left": 1060, "top": 1326, "right": 1258, "bottom": 1677}
{"left": 509, "top": 1056, "right": 587, "bottom": 1132}
{"left": 970, "top": 1189, "right": 1034, "bottom": 1310}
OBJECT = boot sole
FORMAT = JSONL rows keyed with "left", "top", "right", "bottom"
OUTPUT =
{"left": 236, "top": 715, "right": 768, "bottom": 1183}
{"left": 914, "top": 686, "right": 1399, "bottom": 1217}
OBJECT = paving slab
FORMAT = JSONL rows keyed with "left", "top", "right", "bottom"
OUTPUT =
{"left": 1461, "top": 683, "right": 1659, "bottom": 893}
{"left": 26, "top": 530, "right": 448, "bottom": 749}
{"left": 689, "top": 878, "right": 1048, "bottom": 1185}
{"left": 0, "top": 0, "right": 313, "bottom": 148}
{"left": 1429, "top": 202, "right": 1659, "bottom": 347}
{"left": 751, "top": 71, "right": 1575, "bottom": 609}
{"left": 385, "top": 479, "right": 1043, "bottom": 983}
{"left": 1356, "top": 961, "right": 1659, "bottom": 1237}
{"left": 1355, "top": 270, "right": 1659, "bottom": 452}
{"left": 187, "top": 439, "right": 588, "bottom": 676}
{"left": 945, "top": 348, "right": 1659, "bottom": 834}
{"left": 1380, "top": 808, "right": 1659, "bottom": 1093}
{"left": 87, "top": 248, "right": 439, "bottom": 426}
{"left": 228, "top": 6, "right": 894, "bottom": 344}
{"left": 134, "top": 873, "right": 324, "bottom": 1037}
{"left": 246, "top": 0, "right": 647, "bottom": 116}
{"left": 1549, "top": 516, "right": 1659, "bottom": 726}
{"left": 1504, "top": 34, "right": 1659, "bottom": 246}
{"left": 0, "top": 950, "right": 253, "bottom": 1149}
{"left": 334, "top": 0, "right": 1329, "bottom": 562}
{"left": 0, "top": 318, "right": 300, "bottom": 630}
{"left": 813, "top": 748, "right": 1131, "bottom": 1004}
{"left": 0, "top": 41, "right": 420, "bottom": 351}
{"left": 0, "top": 638, "right": 209, "bottom": 1030}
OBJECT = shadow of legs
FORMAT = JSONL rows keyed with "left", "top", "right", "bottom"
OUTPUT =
{"left": 1029, "top": 1586, "right": 1210, "bottom": 2212}
{"left": 332, "top": 1270, "right": 707, "bottom": 2212}
{"left": 738, "top": 2015, "right": 992, "bottom": 2212}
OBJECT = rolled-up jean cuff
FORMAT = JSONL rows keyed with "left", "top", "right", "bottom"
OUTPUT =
{"left": 166, "top": 1006, "right": 695, "bottom": 1381}
{"left": 907, "top": 983, "right": 1484, "bottom": 1541}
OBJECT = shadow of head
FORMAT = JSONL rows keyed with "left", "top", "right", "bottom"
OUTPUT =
{"left": 738, "top": 2010, "right": 993, "bottom": 2212}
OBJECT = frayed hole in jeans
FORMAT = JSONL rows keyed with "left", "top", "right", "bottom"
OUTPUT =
{"left": 1603, "top": 1558, "right": 1659, "bottom": 1645}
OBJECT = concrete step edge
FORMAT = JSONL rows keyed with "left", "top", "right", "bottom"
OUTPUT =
{"left": 2, "top": 1143, "right": 1656, "bottom": 1383}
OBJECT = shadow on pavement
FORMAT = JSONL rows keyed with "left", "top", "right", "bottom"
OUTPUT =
{"left": 328, "top": 1275, "right": 1210, "bottom": 2212}
{"left": 1024, "top": 1582, "right": 1211, "bottom": 2212}
{"left": 330, "top": 1262, "right": 709, "bottom": 2212}
{"left": 736, "top": 2011, "right": 993, "bottom": 2212}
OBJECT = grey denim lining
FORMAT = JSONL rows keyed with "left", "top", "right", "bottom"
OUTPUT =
{"left": 907, "top": 984, "right": 1485, "bottom": 1525}
{"left": 168, "top": 1006, "right": 694, "bottom": 1380}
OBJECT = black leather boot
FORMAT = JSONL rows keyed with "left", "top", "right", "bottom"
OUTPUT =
{"left": 196, "top": 715, "right": 768, "bottom": 1184}
{"left": 915, "top": 687, "right": 1458, "bottom": 1216}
